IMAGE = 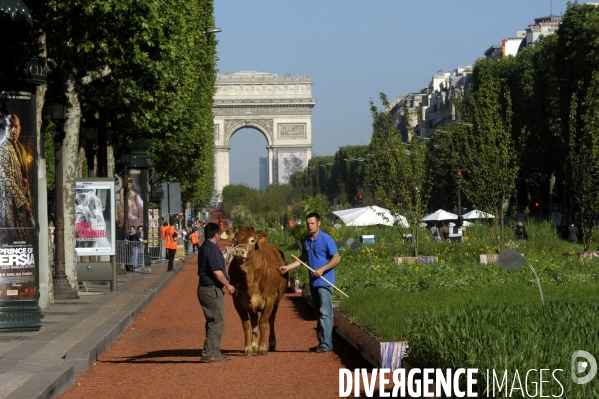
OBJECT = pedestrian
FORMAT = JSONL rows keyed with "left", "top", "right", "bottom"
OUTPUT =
{"left": 160, "top": 221, "right": 168, "bottom": 260}
{"left": 279, "top": 212, "right": 341, "bottom": 353}
{"left": 430, "top": 223, "right": 439, "bottom": 242}
{"left": 165, "top": 220, "right": 178, "bottom": 271}
{"left": 125, "top": 226, "right": 141, "bottom": 271}
{"left": 198, "top": 222, "right": 235, "bottom": 363}
{"left": 568, "top": 223, "right": 578, "bottom": 244}
{"left": 514, "top": 222, "right": 528, "bottom": 240}
{"left": 181, "top": 228, "right": 189, "bottom": 254}
{"left": 190, "top": 228, "right": 200, "bottom": 253}
{"left": 439, "top": 222, "right": 450, "bottom": 242}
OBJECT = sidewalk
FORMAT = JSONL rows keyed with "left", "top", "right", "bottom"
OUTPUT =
{"left": 0, "top": 252, "right": 195, "bottom": 399}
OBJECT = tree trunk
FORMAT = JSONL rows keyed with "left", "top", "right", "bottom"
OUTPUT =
{"left": 36, "top": 33, "right": 51, "bottom": 307}
{"left": 62, "top": 72, "right": 81, "bottom": 289}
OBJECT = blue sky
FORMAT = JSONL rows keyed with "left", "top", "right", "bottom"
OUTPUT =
{"left": 214, "top": 0, "right": 570, "bottom": 189}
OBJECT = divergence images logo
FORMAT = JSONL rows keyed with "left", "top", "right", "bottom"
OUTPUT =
{"left": 572, "top": 350, "right": 597, "bottom": 385}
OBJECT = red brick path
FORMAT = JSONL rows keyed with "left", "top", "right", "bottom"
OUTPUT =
{"left": 60, "top": 210, "right": 372, "bottom": 399}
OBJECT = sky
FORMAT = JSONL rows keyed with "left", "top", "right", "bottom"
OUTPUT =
{"left": 214, "top": 0, "right": 571, "bottom": 189}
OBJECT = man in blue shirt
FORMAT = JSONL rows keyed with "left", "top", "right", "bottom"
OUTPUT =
{"left": 280, "top": 212, "right": 341, "bottom": 353}
{"left": 197, "top": 222, "right": 235, "bottom": 363}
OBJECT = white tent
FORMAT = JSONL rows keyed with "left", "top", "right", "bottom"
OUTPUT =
{"left": 333, "top": 206, "right": 408, "bottom": 227}
{"left": 449, "top": 221, "right": 472, "bottom": 227}
{"left": 462, "top": 210, "right": 495, "bottom": 220}
{"left": 421, "top": 209, "right": 458, "bottom": 222}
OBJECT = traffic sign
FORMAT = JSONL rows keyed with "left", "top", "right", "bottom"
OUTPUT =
{"left": 551, "top": 204, "right": 561, "bottom": 213}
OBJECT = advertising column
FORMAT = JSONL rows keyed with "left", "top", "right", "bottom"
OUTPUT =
{"left": 0, "top": 1, "right": 46, "bottom": 331}
{"left": 0, "top": 68, "right": 46, "bottom": 331}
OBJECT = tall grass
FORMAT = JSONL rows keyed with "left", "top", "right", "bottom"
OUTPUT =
{"left": 340, "top": 284, "right": 599, "bottom": 397}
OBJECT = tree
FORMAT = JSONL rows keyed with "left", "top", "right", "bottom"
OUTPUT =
{"left": 450, "top": 60, "right": 519, "bottom": 252}
{"left": 567, "top": 75, "right": 599, "bottom": 251}
{"left": 26, "top": 0, "right": 218, "bottom": 288}
{"left": 370, "top": 94, "right": 429, "bottom": 256}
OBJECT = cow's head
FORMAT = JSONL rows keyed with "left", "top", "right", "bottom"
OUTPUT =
{"left": 231, "top": 226, "right": 264, "bottom": 259}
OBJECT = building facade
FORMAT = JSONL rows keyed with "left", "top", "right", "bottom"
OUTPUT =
{"left": 259, "top": 157, "right": 268, "bottom": 190}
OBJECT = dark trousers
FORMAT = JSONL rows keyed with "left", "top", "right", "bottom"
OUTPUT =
{"left": 193, "top": 243, "right": 200, "bottom": 253}
{"left": 167, "top": 248, "right": 176, "bottom": 270}
{"left": 198, "top": 285, "right": 225, "bottom": 358}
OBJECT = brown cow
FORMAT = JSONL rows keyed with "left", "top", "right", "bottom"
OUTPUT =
{"left": 229, "top": 226, "right": 288, "bottom": 356}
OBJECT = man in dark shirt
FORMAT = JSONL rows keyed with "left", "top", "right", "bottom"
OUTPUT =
{"left": 197, "top": 222, "right": 235, "bottom": 363}
{"left": 568, "top": 223, "right": 578, "bottom": 244}
{"left": 125, "top": 226, "right": 141, "bottom": 271}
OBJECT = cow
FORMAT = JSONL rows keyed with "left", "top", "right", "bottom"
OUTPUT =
{"left": 228, "top": 226, "right": 288, "bottom": 356}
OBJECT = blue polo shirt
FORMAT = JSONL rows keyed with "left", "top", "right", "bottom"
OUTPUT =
{"left": 302, "top": 231, "right": 338, "bottom": 288}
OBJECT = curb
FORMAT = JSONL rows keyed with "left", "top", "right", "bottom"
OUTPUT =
{"left": 5, "top": 257, "right": 191, "bottom": 399}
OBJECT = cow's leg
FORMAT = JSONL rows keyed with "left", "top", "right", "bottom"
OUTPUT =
{"left": 232, "top": 297, "right": 253, "bottom": 356}
{"left": 250, "top": 312, "right": 259, "bottom": 355}
{"left": 268, "top": 303, "right": 280, "bottom": 352}
{"left": 257, "top": 300, "right": 276, "bottom": 355}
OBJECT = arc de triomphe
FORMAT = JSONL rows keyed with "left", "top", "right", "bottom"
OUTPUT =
{"left": 213, "top": 71, "right": 316, "bottom": 194}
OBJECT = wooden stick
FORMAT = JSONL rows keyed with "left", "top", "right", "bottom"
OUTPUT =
{"left": 290, "top": 254, "right": 349, "bottom": 298}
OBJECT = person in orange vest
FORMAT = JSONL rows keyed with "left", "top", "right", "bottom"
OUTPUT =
{"left": 190, "top": 228, "right": 200, "bottom": 253}
{"left": 159, "top": 222, "right": 168, "bottom": 261}
{"left": 165, "top": 220, "right": 178, "bottom": 271}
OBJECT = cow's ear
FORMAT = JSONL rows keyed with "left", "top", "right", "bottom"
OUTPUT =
{"left": 258, "top": 232, "right": 270, "bottom": 243}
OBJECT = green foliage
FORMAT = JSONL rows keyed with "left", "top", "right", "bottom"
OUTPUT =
{"left": 567, "top": 74, "right": 599, "bottom": 251}
{"left": 32, "top": 0, "right": 217, "bottom": 204}
{"left": 340, "top": 285, "right": 599, "bottom": 397}
{"left": 450, "top": 60, "right": 519, "bottom": 252}
{"left": 278, "top": 220, "right": 597, "bottom": 298}
{"left": 222, "top": 183, "right": 297, "bottom": 228}
{"left": 370, "top": 93, "right": 430, "bottom": 256}
{"left": 289, "top": 148, "right": 373, "bottom": 206}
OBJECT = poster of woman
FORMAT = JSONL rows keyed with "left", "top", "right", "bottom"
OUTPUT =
{"left": 117, "top": 169, "right": 145, "bottom": 232}
{"left": 74, "top": 179, "right": 115, "bottom": 256}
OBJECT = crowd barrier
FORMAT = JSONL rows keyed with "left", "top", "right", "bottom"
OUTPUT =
{"left": 116, "top": 240, "right": 151, "bottom": 273}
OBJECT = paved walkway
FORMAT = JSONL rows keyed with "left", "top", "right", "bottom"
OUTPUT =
{"left": 0, "top": 251, "right": 193, "bottom": 399}
{"left": 0, "top": 210, "right": 373, "bottom": 398}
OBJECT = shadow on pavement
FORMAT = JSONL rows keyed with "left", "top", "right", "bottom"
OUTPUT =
{"left": 287, "top": 295, "right": 316, "bottom": 321}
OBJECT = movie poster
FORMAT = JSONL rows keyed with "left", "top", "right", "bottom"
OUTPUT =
{"left": 75, "top": 179, "right": 115, "bottom": 256}
{"left": 0, "top": 88, "right": 37, "bottom": 301}
{"left": 117, "top": 169, "right": 146, "bottom": 232}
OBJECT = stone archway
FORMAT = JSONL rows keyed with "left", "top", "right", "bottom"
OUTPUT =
{"left": 213, "top": 71, "right": 316, "bottom": 193}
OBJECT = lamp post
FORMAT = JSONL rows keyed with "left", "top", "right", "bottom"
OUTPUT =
{"left": 49, "top": 96, "right": 79, "bottom": 300}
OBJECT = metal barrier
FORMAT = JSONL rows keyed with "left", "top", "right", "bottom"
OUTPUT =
{"left": 148, "top": 241, "right": 166, "bottom": 263}
{"left": 116, "top": 240, "right": 150, "bottom": 272}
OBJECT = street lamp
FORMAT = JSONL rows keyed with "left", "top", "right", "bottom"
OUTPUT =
{"left": 204, "top": 28, "right": 222, "bottom": 33}
{"left": 49, "top": 95, "right": 79, "bottom": 300}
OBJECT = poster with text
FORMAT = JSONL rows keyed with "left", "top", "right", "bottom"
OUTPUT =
{"left": 0, "top": 88, "right": 37, "bottom": 300}
{"left": 75, "top": 179, "right": 115, "bottom": 256}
